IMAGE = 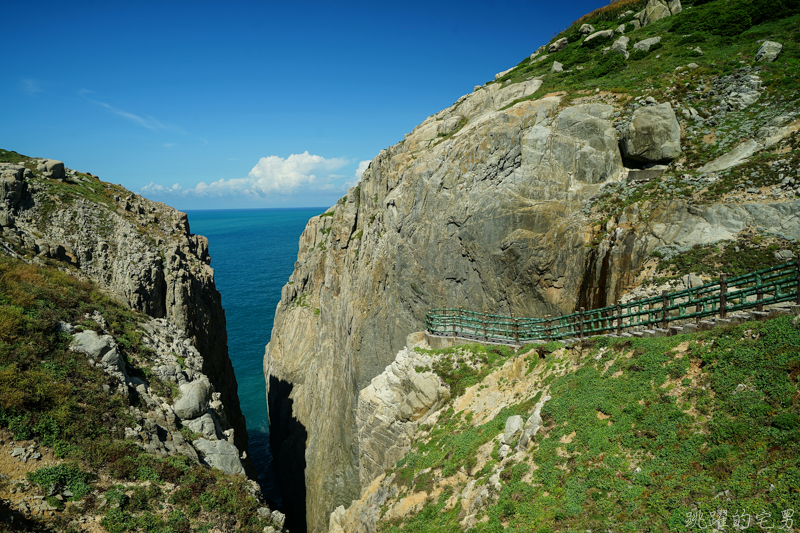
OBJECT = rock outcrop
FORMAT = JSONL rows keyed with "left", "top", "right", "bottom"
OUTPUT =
{"left": 357, "top": 339, "right": 450, "bottom": 489}
{"left": 756, "top": 41, "right": 782, "bottom": 62}
{"left": 264, "top": 11, "right": 798, "bottom": 532}
{"left": 635, "top": 0, "right": 681, "bottom": 27}
{"left": 620, "top": 102, "right": 681, "bottom": 163}
{"left": 0, "top": 159, "right": 250, "bottom": 473}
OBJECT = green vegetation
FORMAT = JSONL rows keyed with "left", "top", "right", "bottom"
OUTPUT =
{"left": 381, "top": 315, "right": 800, "bottom": 532}
{"left": 27, "top": 463, "right": 94, "bottom": 499}
{"left": 492, "top": 0, "right": 800, "bottom": 109}
{"left": 0, "top": 254, "right": 273, "bottom": 532}
{"left": 0, "top": 149, "right": 30, "bottom": 164}
{"left": 414, "top": 343, "right": 537, "bottom": 398}
{"left": 651, "top": 234, "right": 800, "bottom": 282}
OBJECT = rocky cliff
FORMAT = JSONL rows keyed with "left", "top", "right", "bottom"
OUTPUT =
{"left": 264, "top": 0, "right": 800, "bottom": 529}
{"left": 0, "top": 153, "right": 249, "bottom": 466}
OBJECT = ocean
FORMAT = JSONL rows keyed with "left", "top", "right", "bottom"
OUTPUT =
{"left": 186, "top": 207, "right": 325, "bottom": 506}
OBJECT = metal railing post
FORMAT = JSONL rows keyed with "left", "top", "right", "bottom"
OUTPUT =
{"left": 661, "top": 291, "right": 668, "bottom": 328}
{"left": 616, "top": 303, "right": 622, "bottom": 335}
{"left": 695, "top": 292, "right": 702, "bottom": 324}
{"left": 513, "top": 318, "right": 519, "bottom": 345}
{"left": 546, "top": 315, "right": 552, "bottom": 341}
{"left": 757, "top": 287, "right": 763, "bottom": 312}
{"left": 579, "top": 307, "right": 585, "bottom": 340}
{"left": 719, "top": 274, "right": 727, "bottom": 319}
{"left": 795, "top": 263, "right": 800, "bottom": 305}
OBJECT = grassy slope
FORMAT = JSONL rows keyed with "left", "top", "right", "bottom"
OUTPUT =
{"left": 372, "top": 1, "right": 800, "bottom": 530}
{"left": 379, "top": 316, "right": 800, "bottom": 532}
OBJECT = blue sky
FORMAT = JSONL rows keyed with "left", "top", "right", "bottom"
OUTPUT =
{"left": 2, "top": 0, "right": 607, "bottom": 209}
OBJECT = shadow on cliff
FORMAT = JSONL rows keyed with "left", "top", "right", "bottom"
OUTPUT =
{"left": 268, "top": 376, "right": 307, "bottom": 533}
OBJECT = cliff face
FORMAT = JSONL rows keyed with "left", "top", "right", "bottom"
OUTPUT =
{"left": 0, "top": 159, "right": 248, "bottom": 459}
{"left": 265, "top": 73, "right": 800, "bottom": 531}
{"left": 265, "top": 0, "right": 800, "bottom": 527}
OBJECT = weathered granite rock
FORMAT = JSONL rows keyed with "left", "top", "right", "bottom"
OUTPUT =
{"left": 183, "top": 413, "right": 221, "bottom": 439}
{"left": 548, "top": 37, "right": 568, "bottom": 53}
{"left": 579, "top": 24, "right": 595, "bottom": 34}
{"left": 611, "top": 36, "right": 630, "bottom": 59}
{"left": 357, "top": 345, "right": 449, "bottom": 489}
{"left": 698, "top": 140, "right": 761, "bottom": 173}
{"left": 620, "top": 103, "right": 681, "bottom": 163}
{"left": 266, "top": 63, "right": 796, "bottom": 533}
{"left": 635, "top": 0, "right": 681, "bottom": 27}
{"left": 529, "top": 45, "right": 547, "bottom": 60}
{"left": 193, "top": 438, "right": 245, "bottom": 475}
{"left": 633, "top": 36, "right": 662, "bottom": 52}
{"left": 36, "top": 159, "right": 65, "bottom": 180}
{"left": 583, "top": 29, "right": 615, "bottom": 46}
{"left": 266, "top": 93, "right": 630, "bottom": 532}
{"left": 70, "top": 330, "right": 115, "bottom": 359}
{"left": 0, "top": 158, "right": 250, "bottom": 470}
{"left": 517, "top": 395, "right": 551, "bottom": 449}
{"left": 551, "top": 61, "right": 564, "bottom": 73}
{"left": 756, "top": 41, "right": 783, "bottom": 62}
{"left": 494, "top": 66, "right": 514, "bottom": 80}
{"left": 502, "top": 415, "right": 524, "bottom": 444}
{"left": 174, "top": 379, "right": 212, "bottom": 420}
{"left": 0, "top": 166, "right": 25, "bottom": 209}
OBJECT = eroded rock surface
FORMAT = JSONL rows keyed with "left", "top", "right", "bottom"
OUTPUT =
{"left": 0, "top": 160, "right": 250, "bottom": 472}
{"left": 265, "top": 65, "right": 798, "bottom": 532}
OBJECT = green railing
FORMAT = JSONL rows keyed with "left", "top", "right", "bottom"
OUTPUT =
{"left": 426, "top": 261, "right": 800, "bottom": 344}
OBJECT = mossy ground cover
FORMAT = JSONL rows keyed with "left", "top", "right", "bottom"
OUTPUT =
{"left": 650, "top": 233, "right": 800, "bottom": 283}
{"left": 494, "top": 0, "right": 799, "bottom": 102}
{"left": 380, "top": 316, "right": 800, "bottom": 532}
{"left": 0, "top": 254, "right": 272, "bottom": 532}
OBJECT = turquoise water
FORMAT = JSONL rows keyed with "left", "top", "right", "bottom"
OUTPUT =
{"left": 186, "top": 207, "right": 324, "bottom": 505}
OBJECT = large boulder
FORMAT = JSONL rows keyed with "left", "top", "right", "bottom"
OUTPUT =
{"left": 548, "top": 37, "right": 569, "bottom": 53}
{"left": 633, "top": 36, "right": 662, "bottom": 52}
{"left": 70, "top": 330, "right": 115, "bottom": 359}
{"left": 620, "top": 103, "right": 681, "bottom": 163}
{"left": 636, "top": 0, "right": 681, "bottom": 27}
{"left": 502, "top": 415, "right": 524, "bottom": 444}
{"left": 70, "top": 329, "right": 127, "bottom": 378}
{"left": 523, "top": 103, "right": 624, "bottom": 184}
{"left": 0, "top": 166, "right": 25, "bottom": 208}
{"left": 612, "top": 36, "right": 630, "bottom": 59}
{"left": 517, "top": 395, "right": 551, "bottom": 450}
{"left": 756, "top": 41, "right": 783, "bottom": 62}
{"left": 173, "top": 379, "right": 212, "bottom": 420}
{"left": 494, "top": 67, "right": 514, "bottom": 80}
{"left": 583, "top": 30, "right": 615, "bottom": 46}
{"left": 36, "top": 159, "right": 65, "bottom": 180}
{"left": 579, "top": 24, "right": 595, "bottom": 34}
{"left": 193, "top": 438, "right": 245, "bottom": 475}
{"left": 183, "top": 412, "right": 221, "bottom": 439}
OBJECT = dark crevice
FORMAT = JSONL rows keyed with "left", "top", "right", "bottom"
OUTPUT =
{"left": 268, "top": 376, "right": 307, "bottom": 533}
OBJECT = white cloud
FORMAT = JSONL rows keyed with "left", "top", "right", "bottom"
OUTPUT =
{"left": 79, "top": 90, "right": 176, "bottom": 131}
{"left": 141, "top": 152, "right": 350, "bottom": 199}
{"left": 142, "top": 182, "right": 183, "bottom": 194}
{"left": 22, "top": 79, "right": 42, "bottom": 95}
{"left": 355, "top": 160, "right": 371, "bottom": 179}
